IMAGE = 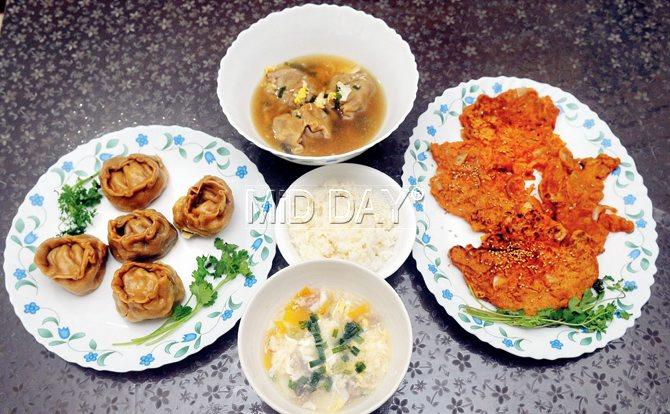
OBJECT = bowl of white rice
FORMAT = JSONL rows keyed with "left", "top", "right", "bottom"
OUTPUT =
{"left": 274, "top": 163, "right": 416, "bottom": 278}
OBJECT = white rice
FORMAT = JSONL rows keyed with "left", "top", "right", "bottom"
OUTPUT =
{"left": 287, "top": 181, "right": 398, "bottom": 272}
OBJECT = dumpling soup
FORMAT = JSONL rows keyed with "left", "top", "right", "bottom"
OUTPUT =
{"left": 251, "top": 55, "right": 386, "bottom": 156}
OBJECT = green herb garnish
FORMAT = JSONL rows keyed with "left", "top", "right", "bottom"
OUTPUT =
{"left": 115, "top": 238, "right": 252, "bottom": 346}
{"left": 332, "top": 344, "right": 348, "bottom": 354}
{"left": 333, "top": 91, "right": 342, "bottom": 111}
{"left": 338, "top": 321, "right": 362, "bottom": 345}
{"left": 321, "top": 376, "right": 333, "bottom": 391}
{"left": 309, "top": 368, "right": 324, "bottom": 388}
{"left": 301, "top": 313, "right": 326, "bottom": 363}
{"left": 309, "top": 359, "right": 324, "bottom": 368}
{"left": 57, "top": 173, "right": 102, "bottom": 235}
{"left": 288, "top": 367, "right": 330, "bottom": 396}
{"left": 463, "top": 276, "right": 630, "bottom": 333}
{"left": 277, "top": 86, "right": 286, "bottom": 98}
{"left": 330, "top": 321, "right": 363, "bottom": 356}
{"left": 288, "top": 376, "right": 309, "bottom": 395}
{"left": 355, "top": 361, "right": 366, "bottom": 373}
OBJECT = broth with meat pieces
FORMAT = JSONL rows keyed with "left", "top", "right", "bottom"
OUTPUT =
{"left": 251, "top": 55, "right": 386, "bottom": 156}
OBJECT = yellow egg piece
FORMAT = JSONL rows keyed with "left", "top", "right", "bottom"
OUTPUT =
{"left": 318, "top": 295, "right": 334, "bottom": 316}
{"left": 347, "top": 302, "right": 370, "bottom": 320}
{"left": 294, "top": 86, "right": 309, "bottom": 105}
{"left": 274, "top": 320, "right": 287, "bottom": 334}
{"left": 263, "top": 350, "right": 273, "bottom": 371}
{"left": 283, "top": 304, "right": 310, "bottom": 327}
{"left": 296, "top": 286, "right": 314, "bottom": 298}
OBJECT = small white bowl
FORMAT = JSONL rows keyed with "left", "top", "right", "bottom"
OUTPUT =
{"left": 238, "top": 260, "right": 413, "bottom": 414}
{"left": 217, "top": 4, "right": 418, "bottom": 166}
{"left": 275, "top": 163, "right": 416, "bottom": 278}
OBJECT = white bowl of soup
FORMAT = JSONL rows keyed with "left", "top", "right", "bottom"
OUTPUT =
{"left": 238, "top": 260, "right": 412, "bottom": 414}
{"left": 217, "top": 4, "right": 418, "bottom": 165}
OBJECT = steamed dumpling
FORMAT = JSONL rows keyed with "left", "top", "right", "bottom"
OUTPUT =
{"left": 111, "top": 261, "right": 184, "bottom": 322}
{"left": 34, "top": 234, "right": 108, "bottom": 295}
{"left": 265, "top": 66, "right": 319, "bottom": 108}
{"left": 108, "top": 209, "right": 178, "bottom": 262}
{"left": 328, "top": 70, "right": 377, "bottom": 119}
{"left": 271, "top": 104, "right": 333, "bottom": 154}
{"left": 172, "top": 175, "right": 234, "bottom": 238}
{"left": 99, "top": 153, "right": 168, "bottom": 211}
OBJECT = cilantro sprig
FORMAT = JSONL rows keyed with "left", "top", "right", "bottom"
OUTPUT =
{"left": 115, "top": 238, "right": 253, "bottom": 346}
{"left": 57, "top": 173, "right": 103, "bottom": 235}
{"left": 463, "top": 276, "right": 631, "bottom": 333}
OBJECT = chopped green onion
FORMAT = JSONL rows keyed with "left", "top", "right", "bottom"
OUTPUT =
{"left": 333, "top": 92, "right": 342, "bottom": 110}
{"left": 338, "top": 322, "right": 362, "bottom": 346}
{"left": 332, "top": 328, "right": 338, "bottom": 338}
{"left": 321, "top": 376, "right": 333, "bottom": 392}
{"left": 309, "top": 359, "right": 324, "bottom": 368}
{"left": 277, "top": 86, "right": 286, "bottom": 98}
{"left": 355, "top": 361, "right": 366, "bottom": 373}
{"left": 332, "top": 344, "right": 348, "bottom": 354}
{"left": 288, "top": 376, "right": 309, "bottom": 394}
{"left": 301, "top": 313, "right": 327, "bottom": 364}
{"left": 350, "top": 346, "right": 360, "bottom": 356}
{"left": 309, "top": 368, "right": 324, "bottom": 388}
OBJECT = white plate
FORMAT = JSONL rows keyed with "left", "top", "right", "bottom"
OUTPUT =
{"left": 238, "top": 259, "right": 412, "bottom": 414}
{"left": 3, "top": 125, "right": 276, "bottom": 372}
{"left": 275, "top": 163, "right": 415, "bottom": 279}
{"left": 401, "top": 77, "right": 658, "bottom": 359}
{"left": 217, "top": 4, "right": 418, "bottom": 165}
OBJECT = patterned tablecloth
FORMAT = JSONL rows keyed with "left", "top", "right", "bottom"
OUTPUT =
{"left": 0, "top": 1, "right": 668, "bottom": 413}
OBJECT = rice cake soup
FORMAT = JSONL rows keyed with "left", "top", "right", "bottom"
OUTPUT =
{"left": 264, "top": 287, "right": 390, "bottom": 411}
{"left": 252, "top": 55, "right": 386, "bottom": 156}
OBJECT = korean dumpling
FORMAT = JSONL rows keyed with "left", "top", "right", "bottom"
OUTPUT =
{"left": 108, "top": 209, "right": 178, "bottom": 262}
{"left": 265, "top": 66, "right": 319, "bottom": 108}
{"left": 271, "top": 104, "right": 333, "bottom": 154}
{"left": 172, "top": 175, "right": 234, "bottom": 238}
{"left": 99, "top": 153, "right": 168, "bottom": 211}
{"left": 328, "top": 70, "right": 377, "bottom": 119}
{"left": 111, "top": 261, "right": 185, "bottom": 322}
{"left": 34, "top": 234, "right": 108, "bottom": 295}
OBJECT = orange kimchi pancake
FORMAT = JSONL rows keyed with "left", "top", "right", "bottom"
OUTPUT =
{"left": 430, "top": 88, "right": 633, "bottom": 315}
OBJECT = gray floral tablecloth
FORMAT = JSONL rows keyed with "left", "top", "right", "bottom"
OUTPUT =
{"left": 0, "top": 1, "right": 668, "bottom": 413}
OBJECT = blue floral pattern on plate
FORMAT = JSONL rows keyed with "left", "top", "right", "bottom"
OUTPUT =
{"left": 401, "top": 77, "right": 658, "bottom": 359}
{"left": 3, "top": 125, "right": 276, "bottom": 372}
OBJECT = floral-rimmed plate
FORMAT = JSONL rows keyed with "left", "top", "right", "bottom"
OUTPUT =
{"left": 401, "top": 77, "right": 658, "bottom": 359}
{"left": 3, "top": 125, "right": 276, "bottom": 372}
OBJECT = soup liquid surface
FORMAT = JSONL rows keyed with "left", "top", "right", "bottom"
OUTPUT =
{"left": 251, "top": 55, "right": 386, "bottom": 156}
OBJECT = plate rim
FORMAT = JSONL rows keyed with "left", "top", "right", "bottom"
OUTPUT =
{"left": 3, "top": 124, "right": 277, "bottom": 372}
{"left": 401, "top": 76, "right": 658, "bottom": 360}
